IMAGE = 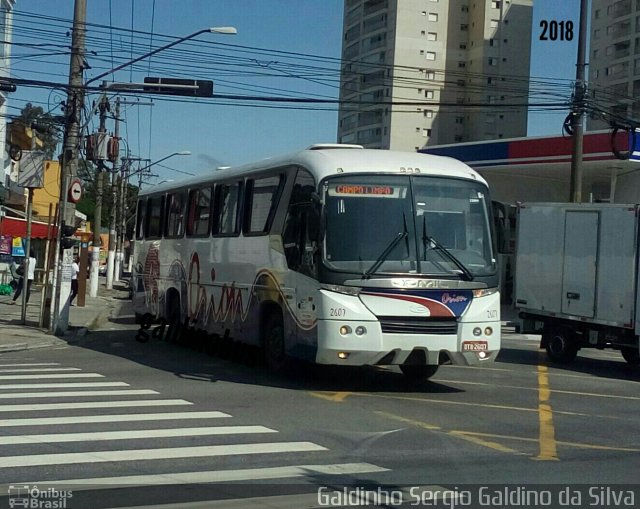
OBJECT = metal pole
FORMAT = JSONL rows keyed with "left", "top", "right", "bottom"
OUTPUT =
{"left": 106, "top": 98, "right": 120, "bottom": 289}
{"left": 20, "top": 188, "right": 33, "bottom": 324}
{"left": 51, "top": 0, "right": 86, "bottom": 335}
{"left": 38, "top": 203, "right": 54, "bottom": 328}
{"left": 569, "top": 0, "right": 588, "bottom": 203}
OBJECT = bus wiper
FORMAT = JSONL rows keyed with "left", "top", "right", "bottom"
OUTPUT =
{"left": 364, "top": 214, "right": 408, "bottom": 279}
{"left": 422, "top": 215, "right": 474, "bottom": 281}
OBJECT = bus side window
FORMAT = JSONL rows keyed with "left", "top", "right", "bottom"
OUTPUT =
{"left": 136, "top": 199, "right": 146, "bottom": 240}
{"left": 283, "top": 171, "right": 318, "bottom": 277}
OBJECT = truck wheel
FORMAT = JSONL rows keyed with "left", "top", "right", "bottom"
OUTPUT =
{"left": 263, "top": 312, "right": 288, "bottom": 373}
{"left": 400, "top": 364, "right": 439, "bottom": 381}
{"left": 544, "top": 327, "right": 578, "bottom": 364}
{"left": 621, "top": 347, "right": 640, "bottom": 366}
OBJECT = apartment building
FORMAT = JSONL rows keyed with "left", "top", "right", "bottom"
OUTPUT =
{"left": 337, "top": 0, "right": 533, "bottom": 151}
{"left": 588, "top": 0, "right": 640, "bottom": 130}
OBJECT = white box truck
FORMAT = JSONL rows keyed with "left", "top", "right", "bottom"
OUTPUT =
{"left": 515, "top": 203, "right": 640, "bottom": 365}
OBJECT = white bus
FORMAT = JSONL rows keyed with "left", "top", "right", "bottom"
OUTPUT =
{"left": 132, "top": 144, "right": 500, "bottom": 379}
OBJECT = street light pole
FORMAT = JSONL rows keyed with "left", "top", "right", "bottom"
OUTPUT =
{"left": 84, "top": 26, "right": 237, "bottom": 87}
{"left": 51, "top": 0, "right": 87, "bottom": 335}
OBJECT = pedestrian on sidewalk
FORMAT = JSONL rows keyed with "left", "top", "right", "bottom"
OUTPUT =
{"left": 70, "top": 255, "right": 79, "bottom": 306}
{"left": 11, "top": 249, "right": 36, "bottom": 305}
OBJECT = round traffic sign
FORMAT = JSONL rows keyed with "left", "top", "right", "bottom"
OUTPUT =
{"left": 68, "top": 178, "right": 83, "bottom": 203}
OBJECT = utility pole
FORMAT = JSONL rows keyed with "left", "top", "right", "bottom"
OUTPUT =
{"left": 89, "top": 94, "right": 108, "bottom": 297}
{"left": 51, "top": 0, "right": 86, "bottom": 335}
{"left": 106, "top": 98, "right": 120, "bottom": 289}
{"left": 569, "top": 0, "right": 589, "bottom": 203}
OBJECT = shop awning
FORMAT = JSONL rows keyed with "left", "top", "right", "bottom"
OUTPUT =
{"left": 0, "top": 216, "right": 56, "bottom": 238}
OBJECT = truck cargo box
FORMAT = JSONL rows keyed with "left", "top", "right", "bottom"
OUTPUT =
{"left": 515, "top": 203, "right": 639, "bottom": 329}
{"left": 514, "top": 203, "right": 640, "bottom": 365}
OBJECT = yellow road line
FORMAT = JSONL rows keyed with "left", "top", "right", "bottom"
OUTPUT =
{"left": 374, "top": 411, "right": 441, "bottom": 430}
{"left": 375, "top": 411, "right": 524, "bottom": 455}
{"left": 449, "top": 431, "right": 527, "bottom": 455}
{"left": 535, "top": 365, "right": 558, "bottom": 461}
{"left": 308, "top": 391, "right": 351, "bottom": 402}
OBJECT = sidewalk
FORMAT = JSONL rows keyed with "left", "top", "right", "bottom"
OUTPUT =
{"left": 0, "top": 280, "right": 130, "bottom": 353}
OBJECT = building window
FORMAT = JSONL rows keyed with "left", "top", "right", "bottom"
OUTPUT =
{"left": 426, "top": 51, "right": 436, "bottom": 60}
{"left": 491, "top": 1, "right": 501, "bottom": 8}
{"left": 461, "top": 5, "right": 469, "bottom": 12}
{"left": 424, "top": 109, "right": 434, "bottom": 118}
{"left": 460, "top": 43, "right": 467, "bottom": 49}
{"left": 490, "top": 19, "right": 499, "bottom": 28}
{"left": 454, "top": 135, "right": 463, "bottom": 142}
{"left": 428, "top": 13, "right": 438, "bottom": 22}
{"left": 425, "top": 71, "right": 436, "bottom": 80}
{"left": 457, "top": 79, "right": 465, "bottom": 86}
{"left": 425, "top": 90, "right": 435, "bottom": 99}
{"left": 422, "top": 128, "right": 430, "bottom": 137}
{"left": 455, "top": 117, "right": 464, "bottom": 125}
{"left": 461, "top": 24, "right": 469, "bottom": 31}
{"left": 458, "top": 61, "right": 466, "bottom": 68}
{"left": 427, "top": 32, "right": 437, "bottom": 41}
{"left": 488, "top": 57, "right": 497, "bottom": 66}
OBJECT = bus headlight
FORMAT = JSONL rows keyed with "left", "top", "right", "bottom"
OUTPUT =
{"left": 355, "top": 326, "right": 367, "bottom": 336}
{"left": 473, "top": 327, "right": 482, "bottom": 336}
{"left": 484, "top": 327, "right": 493, "bottom": 336}
{"left": 340, "top": 325, "right": 352, "bottom": 336}
{"left": 473, "top": 287, "right": 499, "bottom": 298}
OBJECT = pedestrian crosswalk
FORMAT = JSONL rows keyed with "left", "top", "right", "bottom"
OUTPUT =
{"left": 0, "top": 360, "right": 389, "bottom": 506}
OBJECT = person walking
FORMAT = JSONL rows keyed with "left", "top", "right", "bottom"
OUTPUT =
{"left": 11, "top": 249, "right": 36, "bottom": 305}
{"left": 70, "top": 255, "right": 80, "bottom": 305}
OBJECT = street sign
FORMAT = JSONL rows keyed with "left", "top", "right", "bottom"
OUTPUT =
{"left": 68, "top": 178, "right": 83, "bottom": 203}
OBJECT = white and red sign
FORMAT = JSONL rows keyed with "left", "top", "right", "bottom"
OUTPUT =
{"left": 68, "top": 178, "right": 83, "bottom": 203}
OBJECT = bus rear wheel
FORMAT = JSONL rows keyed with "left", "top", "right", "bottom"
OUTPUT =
{"left": 621, "top": 346, "right": 640, "bottom": 366}
{"left": 263, "top": 312, "right": 288, "bottom": 373}
{"left": 400, "top": 364, "right": 439, "bottom": 381}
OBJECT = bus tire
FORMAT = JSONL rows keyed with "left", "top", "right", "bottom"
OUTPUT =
{"left": 544, "top": 326, "right": 578, "bottom": 364}
{"left": 621, "top": 346, "right": 640, "bottom": 366}
{"left": 263, "top": 311, "right": 288, "bottom": 373}
{"left": 400, "top": 364, "right": 439, "bottom": 381}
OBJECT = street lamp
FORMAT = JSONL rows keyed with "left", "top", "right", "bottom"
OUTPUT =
{"left": 85, "top": 27, "right": 237, "bottom": 87}
{"left": 53, "top": 26, "right": 236, "bottom": 334}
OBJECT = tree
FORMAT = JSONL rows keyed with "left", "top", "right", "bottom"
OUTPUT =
{"left": 15, "top": 103, "right": 62, "bottom": 159}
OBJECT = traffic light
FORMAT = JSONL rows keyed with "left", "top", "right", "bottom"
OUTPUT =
{"left": 60, "top": 222, "right": 77, "bottom": 250}
{"left": 0, "top": 80, "right": 16, "bottom": 92}
{"left": 143, "top": 77, "right": 214, "bottom": 97}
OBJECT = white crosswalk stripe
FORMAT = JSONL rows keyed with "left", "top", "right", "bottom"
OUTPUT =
{"left": 0, "top": 399, "right": 192, "bottom": 412}
{"left": 0, "top": 362, "right": 390, "bottom": 501}
{"left": 0, "top": 389, "right": 158, "bottom": 399}
{"left": 9, "top": 463, "right": 390, "bottom": 490}
{"left": 0, "top": 382, "right": 130, "bottom": 389}
{"left": 0, "top": 411, "right": 231, "bottom": 427}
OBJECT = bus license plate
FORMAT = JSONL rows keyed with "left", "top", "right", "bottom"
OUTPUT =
{"left": 462, "top": 341, "right": 488, "bottom": 351}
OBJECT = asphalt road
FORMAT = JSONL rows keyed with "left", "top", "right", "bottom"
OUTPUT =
{"left": 0, "top": 321, "right": 639, "bottom": 509}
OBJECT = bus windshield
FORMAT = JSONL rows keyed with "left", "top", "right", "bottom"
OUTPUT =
{"left": 323, "top": 174, "right": 496, "bottom": 278}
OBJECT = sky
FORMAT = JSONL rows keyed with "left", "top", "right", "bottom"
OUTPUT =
{"left": 8, "top": 0, "right": 587, "bottom": 184}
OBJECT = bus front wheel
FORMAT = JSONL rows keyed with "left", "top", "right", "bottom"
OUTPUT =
{"left": 263, "top": 312, "right": 288, "bottom": 373}
{"left": 400, "top": 364, "right": 439, "bottom": 381}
